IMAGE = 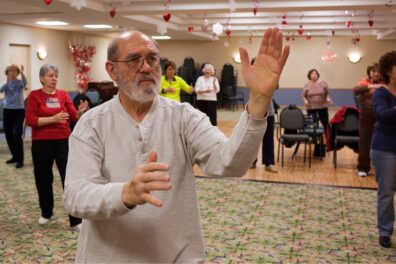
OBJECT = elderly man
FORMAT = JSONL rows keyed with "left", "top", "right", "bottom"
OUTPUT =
{"left": 64, "top": 28, "right": 289, "bottom": 263}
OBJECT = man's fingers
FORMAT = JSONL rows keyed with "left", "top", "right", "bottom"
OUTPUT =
{"left": 272, "top": 30, "right": 283, "bottom": 59}
{"left": 279, "top": 45, "right": 290, "bottom": 70}
{"left": 141, "top": 193, "right": 164, "bottom": 207}
{"left": 143, "top": 181, "right": 172, "bottom": 192}
{"left": 147, "top": 151, "right": 157, "bottom": 163}
{"left": 141, "top": 162, "right": 169, "bottom": 173}
{"left": 140, "top": 171, "right": 170, "bottom": 183}
{"left": 267, "top": 27, "right": 278, "bottom": 56}
{"left": 258, "top": 28, "right": 272, "bottom": 55}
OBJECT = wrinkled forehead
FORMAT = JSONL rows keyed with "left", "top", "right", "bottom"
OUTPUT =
{"left": 117, "top": 32, "right": 159, "bottom": 57}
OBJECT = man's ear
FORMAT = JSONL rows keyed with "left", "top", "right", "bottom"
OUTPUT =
{"left": 105, "top": 61, "right": 117, "bottom": 81}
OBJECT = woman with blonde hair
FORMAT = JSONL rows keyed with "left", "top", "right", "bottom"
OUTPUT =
{"left": 0, "top": 64, "right": 27, "bottom": 168}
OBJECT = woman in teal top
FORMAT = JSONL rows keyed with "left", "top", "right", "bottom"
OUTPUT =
{"left": 160, "top": 61, "right": 193, "bottom": 102}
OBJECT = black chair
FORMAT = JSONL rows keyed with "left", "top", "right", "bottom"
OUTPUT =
{"left": 223, "top": 85, "right": 244, "bottom": 111}
{"left": 277, "top": 105, "right": 313, "bottom": 167}
{"left": 332, "top": 109, "right": 359, "bottom": 168}
{"left": 85, "top": 89, "right": 102, "bottom": 107}
{"left": 303, "top": 113, "right": 325, "bottom": 158}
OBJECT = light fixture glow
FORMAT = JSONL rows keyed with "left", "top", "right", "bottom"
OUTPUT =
{"left": 84, "top": 24, "right": 112, "bottom": 29}
{"left": 36, "top": 21, "right": 69, "bottom": 26}
{"left": 151, "top": 35, "right": 171, "bottom": 40}
{"left": 37, "top": 48, "right": 47, "bottom": 60}
{"left": 348, "top": 52, "right": 361, "bottom": 63}
{"left": 233, "top": 53, "right": 241, "bottom": 64}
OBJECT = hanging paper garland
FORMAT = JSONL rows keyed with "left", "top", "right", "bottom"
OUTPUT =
{"left": 163, "top": 0, "right": 172, "bottom": 22}
{"left": 297, "top": 25, "right": 304, "bottom": 36}
{"left": 213, "top": 22, "right": 224, "bottom": 36}
{"left": 252, "top": 0, "right": 259, "bottom": 16}
{"left": 109, "top": 6, "right": 116, "bottom": 18}
{"left": 70, "top": 0, "right": 87, "bottom": 11}
{"left": 157, "top": 24, "right": 167, "bottom": 35}
{"left": 368, "top": 10, "right": 374, "bottom": 27}
{"left": 281, "top": 15, "right": 287, "bottom": 26}
{"left": 163, "top": 12, "right": 171, "bottom": 22}
{"left": 201, "top": 17, "right": 209, "bottom": 32}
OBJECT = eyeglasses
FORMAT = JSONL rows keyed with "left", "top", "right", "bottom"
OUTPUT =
{"left": 111, "top": 54, "right": 160, "bottom": 70}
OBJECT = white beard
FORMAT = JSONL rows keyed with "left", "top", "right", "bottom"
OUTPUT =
{"left": 116, "top": 73, "right": 160, "bottom": 103}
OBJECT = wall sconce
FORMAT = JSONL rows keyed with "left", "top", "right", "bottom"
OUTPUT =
{"left": 37, "top": 48, "right": 47, "bottom": 60}
{"left": 348, "top": 52, "right": 361, "bottom": 64}
{"left": 233, "top": 53, "right": 241, "bottom": 64}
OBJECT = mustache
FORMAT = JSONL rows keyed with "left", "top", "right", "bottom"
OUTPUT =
{"left": 135, "top": 74, "right": 157, "bottom": 83}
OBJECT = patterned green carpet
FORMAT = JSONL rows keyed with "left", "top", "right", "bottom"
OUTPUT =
{"left": 0, "top": 141, "right": 395, "bottom": 263}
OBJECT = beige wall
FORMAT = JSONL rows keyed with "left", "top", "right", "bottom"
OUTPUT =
{"left": 158, "top": 36, "right": 396, "bottom": 89}
{"left": 0, "top": 23, "right": 73, "bottom": 91}
{"left": 0, "top": 23, "right": 112, "bottom": 92}
{"left": 1, "top": 22, "right": 395, "bottom": 93}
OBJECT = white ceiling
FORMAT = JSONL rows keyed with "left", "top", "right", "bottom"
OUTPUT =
{"left": 1, "top": 0, "right": 396, "bottom": 40}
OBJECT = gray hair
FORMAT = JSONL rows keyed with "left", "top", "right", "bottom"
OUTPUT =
{"left": 39, "top": 63, "right": 58, "bottom": 78}
{"left": 203, "top": 64, "right": 215, "bottom": 75}
{"left": 107, "top": 31, "right": 158, "bottom": 61}
{"left": 39, "top": 64, "right": 58, "bottom": 85}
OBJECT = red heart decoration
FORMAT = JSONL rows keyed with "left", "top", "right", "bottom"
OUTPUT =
{"left": 345, "top": 20, "right": 351, "bottom": 27}
{"left": 43, "top": 0, "right": 52, "bottom": 5}
{"left": 281, "top": 20, "right": 287, "bottom": 26}
{"left": 306, "top": 35, "right": 312, "bottom": 41}
{"left": 187, "top": 26, "right": 194, "bottom": 33}
{"left": 285, "top": 36, "right": 291, "bottom": 41}
{"left": 163, "top": 12, "right": 171, "bottom": 22}
{"left": 225, "top": 29, "right": 231, "bottom": 37}
{"left": 109, "top": 7, "right": 116, "bottom": 18}
{"left": 368, "top": 19, "right": 374, "bottom": 27}
{"left": 355, "top": 36, "right": 360, "bottom": 42}
{"left": 297, "top": 25, "right": 304, "bottom": 35}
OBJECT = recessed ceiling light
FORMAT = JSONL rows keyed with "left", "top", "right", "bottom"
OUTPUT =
{"left": 36, "top": 21, "right": 69, "bottom": 26}
{"left": 84, "top": 24, "right": 112, "bottom": 29}
{"left": 152, "top": 36, "right": 171, "bottom": 40}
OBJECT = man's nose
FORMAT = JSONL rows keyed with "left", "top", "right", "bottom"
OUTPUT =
{"left": 139, "top": 59, "right": 152, "bottom": 72}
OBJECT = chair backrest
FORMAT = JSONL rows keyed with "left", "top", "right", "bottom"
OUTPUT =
{"left": 279, "top": 105, "right": 305, "bottom": 130}
{"left": 85, "top": 89, "right": 101, "bottom": 106}
{"left": 337, "top": 109, "right": 359, "bottom": 132}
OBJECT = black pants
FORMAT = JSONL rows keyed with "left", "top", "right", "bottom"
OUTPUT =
{"left": 196, "top": 100, "right": 217, "bottom": 126}
{"left": 307, "top": 108, "right": 329, "bottom": 156}
{"left": 3, "top": 108, "right": 25, "bottom": 163}
{"left": 32, "top": 139, "right": 81, "bottom": 227}
{"left": 262, "top": 115, "right": 275, "bottom": 166}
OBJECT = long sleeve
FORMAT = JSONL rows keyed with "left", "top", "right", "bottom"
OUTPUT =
{"left": 214, "top": 77, "right": 220, "bottom": 93}
{"left": 373, "top": 88, "right": 396, "bottom": 123}
{"left": 25, "top": 92, "right": 40, "bottom": 127}
{"left": 0, "top": 82, "right": 6, "bottom": 92}
{"left": 21, "top": 74, "right": 27, "bottom": 88}
{"left": 63, "top": 96, "right": 267, "bottom": 262}
{"left": 64, "top": 118, "right": 130, "bottom": 220}
{"left": 194, "top": 77, "right": 204, "bottom": 93}
{"left": 179, "top": 77, "right": 191, "bottom": 94}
